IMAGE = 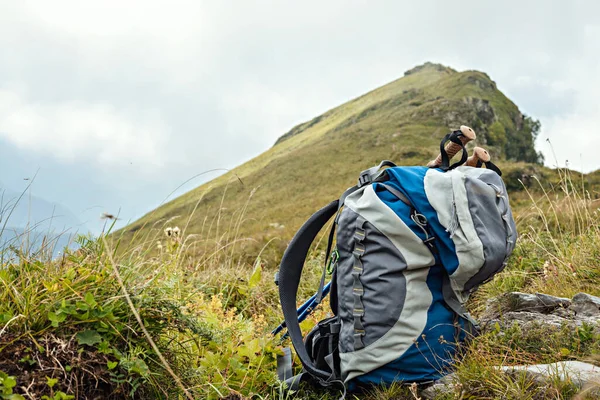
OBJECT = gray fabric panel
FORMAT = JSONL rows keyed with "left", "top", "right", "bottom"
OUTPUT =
{"left": 336, "top": 206, "right": 357, "bottom": 354}
{"left": 424, "top": 169, "right": 485, "bottom": 300}
{"left": 336, "top": 207, "right": 408, "bottom": 353}
{"left": 463, "top": 169, "right": 518, "bottom": 292}
{"left": 344, "top": 185, "right": 435, "bottom": 269}
{"left": 339, "top": 186, "right": 432, "bottom": 381}
{"left": 339, "top": 266, "right": 431, "bottom": 382}
{"left": 447, "top": 170, "right": 487, "bottom": 299}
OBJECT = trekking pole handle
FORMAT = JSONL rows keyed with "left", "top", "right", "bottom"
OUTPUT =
{"left": 466, "top": 147, "right": 491, "bottom": 167}
{"left": 427, "top": 126, "right": 476, "bottom": 168}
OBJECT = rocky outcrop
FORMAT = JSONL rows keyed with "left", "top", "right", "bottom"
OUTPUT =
{"left": 420, "top": 373, "right": 458, "bottom": 399}
{"left": 404, "top": 62, "right": 457, "bottom": 76}
{"left": 421, "top": 361, "right": 600, "bottom": 399}
{"left": 571, "top": 293, "right": 600, "bottom": 317}
{"left": 480, "top": 292, "right": 600, "bottom": 333}
{"left": 420, "top": 292, "right": 600, "bottom": 399}
{"left": 501, "top": 361, "right": 600, "bottom": 388}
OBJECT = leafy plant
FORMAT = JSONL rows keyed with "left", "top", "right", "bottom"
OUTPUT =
{"left": 0, "top": 372, "right": 23, "bottom": 400}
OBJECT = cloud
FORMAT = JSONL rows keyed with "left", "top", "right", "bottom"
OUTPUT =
{"left": 522, "top": 23, "right": 600, "bottom": 172}
{"left": 1, "top": 0, "right": 599, "bottom": 233}
{"left": 0, "top": 87, "right": 169, "bottom": 168}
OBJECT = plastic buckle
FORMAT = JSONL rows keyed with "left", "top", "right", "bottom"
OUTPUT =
{"left": 423, "top": 237, "right": 438, "bottom": 254}
{"left": 423, "top": 237, "right": 436, "bottom": 246}
{"left": 358, "top": 171, "right": 372, "bottom": 187}
{"left": 326, "top": 249, "right": 339, "bottom": 275}
{"left": 318, "top": 324, "right": 331, "bottom": 335}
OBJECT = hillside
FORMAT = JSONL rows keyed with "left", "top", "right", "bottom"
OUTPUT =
{"left": 4, "top": 63, "right": 600, "bottom": 400}
{"left": 119, "top": 62, "right": 545, "bottom": 263}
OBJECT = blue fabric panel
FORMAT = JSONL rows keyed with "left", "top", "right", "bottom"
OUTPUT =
{"left": 353, "top": 265, "right": 461, "bottom": 386}
{"left": 377, "top": 166, "right": 460, "bottom": 275}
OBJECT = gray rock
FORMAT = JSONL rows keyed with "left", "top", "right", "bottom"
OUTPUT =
{"left": 501, "top": 361, "right": 600, "bottom": 389}
{"left": 420, "top": 373, "right": 457, "bottom": 400}
{"left": 483, "top": 311, "right": 573, "bottom": 333}
{"left": 423, "top": 293, "right": 600, "bottom": 398}
{"left": 480, "top": 292, "right": 574, "bottom": 334}
{"left": 551, "top": 306, "right": 577, "bottom": 319}
{"left": 570, "top": 293, "right": 600, "bottom": 317}
{"left": 477, "top": 292, "right": 600, "bottom": 335}
{"left": 481, "top": 292, "right": 571, "bottom": 321}
{"left": 422, "top": 362, "right": 600, "bottom": 399}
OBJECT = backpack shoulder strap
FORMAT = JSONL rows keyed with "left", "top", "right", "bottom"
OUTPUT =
{"left": 278, "top": 200, "right": 339, "bottom": 382}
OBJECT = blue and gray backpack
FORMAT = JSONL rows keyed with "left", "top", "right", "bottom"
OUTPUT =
{"left": 274, "top": 128, "right": 517, "bottom": 394}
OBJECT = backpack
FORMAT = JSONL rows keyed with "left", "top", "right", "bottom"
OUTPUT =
{"left": 275, "top": 129, "right": 518, "bottom": 393}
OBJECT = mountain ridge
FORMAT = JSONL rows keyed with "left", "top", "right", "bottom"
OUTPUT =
{"left": 0, "top": 186, "right": 85, "bottom": 232}
{"left": 119, "top": 62, "right": 545, "bottom": 263}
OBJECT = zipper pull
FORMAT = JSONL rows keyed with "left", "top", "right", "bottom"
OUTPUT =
{"left": 446, "top": 200, "right": 459, "bottom": 238}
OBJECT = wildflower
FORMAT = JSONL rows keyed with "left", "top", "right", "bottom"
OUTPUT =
{"left": 408, "top": 382, "right": 421, "bottom": 400}
{"left": 543, "top": 260, "right": 550, "bottom": 279}
{"left": 454, "top": 382, "right": 464, "bottom": 395}
{"left": 172, "top": 226, "right": 181, "bottom": 238}
{"left": 164, "top": 227, "right": 173, "bottom": 237}
{"left": 157, "top": 241, "right": 163, "bottom": 250}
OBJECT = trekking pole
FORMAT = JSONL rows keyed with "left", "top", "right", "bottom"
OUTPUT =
{"left": 466, "top": 146, "right": 502, "bottom": 175}
{"left": 466, "top": 147, "right": 490, "bottom": 167}
{"left": 272, "top": 281, "right": 332, "bottom": 337}
{"left": 427, "top": 125, "right": 476, "bottom": 168}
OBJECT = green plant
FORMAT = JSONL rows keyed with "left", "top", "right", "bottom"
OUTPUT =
{"left": 0, "top": 372, "right": 23, "bottom": 400}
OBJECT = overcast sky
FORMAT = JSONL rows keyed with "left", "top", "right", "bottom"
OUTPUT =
{"left": 1, "top": 0, "right": 599, "bottom": 233}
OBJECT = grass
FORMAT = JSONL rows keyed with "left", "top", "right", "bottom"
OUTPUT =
{"left": 3, "top": 62, "right": 600, "bottom": 398}
{"left": 1, "top": 162, "right": 600, "bottom": 399}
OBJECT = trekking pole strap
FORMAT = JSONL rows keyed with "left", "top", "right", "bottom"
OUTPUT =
{"left": 440, "top": 131, "right": 468, "bottom": 171}
{"left": 278, "top": 200, "right": 339, "bottom": 381}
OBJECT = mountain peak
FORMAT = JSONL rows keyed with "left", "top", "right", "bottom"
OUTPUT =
{"left": 121, "top": 63, "right": 542, "bottom": 261}
{"left": 403, "top": 62, "right": 457, "bottom": 76}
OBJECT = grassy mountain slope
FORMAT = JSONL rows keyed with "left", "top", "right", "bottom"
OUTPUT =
{"left": 120, "top": 62, "right": 544, "bottom": 263}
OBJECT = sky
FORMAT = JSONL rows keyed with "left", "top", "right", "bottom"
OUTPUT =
{"left": 0, "top": 0, "right": 599, "bottom": 234}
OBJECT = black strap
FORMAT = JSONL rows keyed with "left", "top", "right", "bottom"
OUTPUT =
{"left": 278, "top": 200, "right": 339, "bottom": 381}
{"left": 484, "top": 161, "right": 502, "bottom": 176}
{"left": 277, "top": 347, "right": 294, "bottom": 382}
{"left": 316, "top": 220, "right": 337, "bottom": 305}
{"left": 377, "top": 183, "right": 411, "bottom": 207}
{"left": 441, "top": 273, "right": 480, "bottom": 338}
{"left": 475, "top": 159, "right": 503, "bottom": 176}
{"left": 283, "top": 372, "right": 307, "bottom": 391}
{"left": 357, "top": 160, "right": 396, "bottom": 187}
{"left": 339, "top": 160, "right": 397, "bottom": 212}
{"left": 439, "top": 131, "right": 468, "bottom": 171}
